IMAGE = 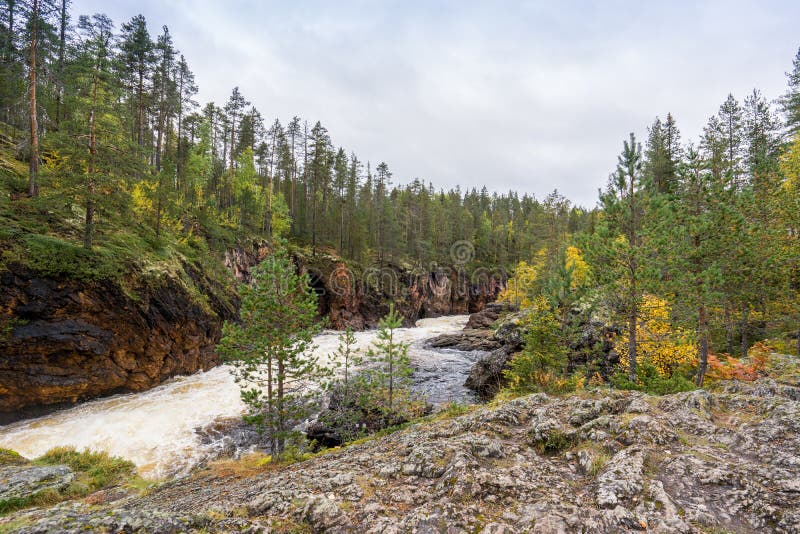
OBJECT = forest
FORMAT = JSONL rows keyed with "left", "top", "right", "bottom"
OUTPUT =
{"left": 1, "top": 0, "right": 800, "bottom": 392}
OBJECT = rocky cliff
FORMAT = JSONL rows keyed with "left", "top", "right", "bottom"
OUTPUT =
{"left": 294, "top": 250, "right": 507, "bottom": 329}
{"left": 0, "top": 244, "right": 505, "bottom": 417}
{"left": 0, "top": 262, "right": 237, "bottom": 418}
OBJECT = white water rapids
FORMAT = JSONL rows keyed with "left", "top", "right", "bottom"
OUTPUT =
{"left": 0, "top": 315, "right": 481, "bottom": 479}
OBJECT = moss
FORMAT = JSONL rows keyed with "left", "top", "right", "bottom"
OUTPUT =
{"left": 0, "top": 516, "right": 33, "bottom": 534}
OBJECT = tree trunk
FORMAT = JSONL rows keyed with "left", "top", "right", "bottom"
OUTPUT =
{"left": 266, "top": 351, "right": 275, "bottom": 455}
{"left": 626, "top": 166, "right": 637, "bottom": 382}
{"left": 54, "top": 0, "right": 66, "bottom": 129}
{"left": 388, "top": 331, "right": 394, "bottom": 413}
{"left": 176, "top": 72, "right": 184, "bottom": 192}
{"left": 723, "top": 300, "right": 734, "bottom": 354}
{"left": 27, "top": 0, "right": 39, "bottom": 197}
{"left": 696, "top": 303, "right": 709, "bottom": 387}
{"left": 136, "top": 69, "right": 144, "bottom": 147}
{"left": 276, "top": 358, "right": 285, "bottom": 456}
{"left": 2, "top": 1, "right": 14, "bottom": 63}
{"left": 84, "top": 71, "right": 99, "bottom": 249}
{"left": 740, "top": 304, "right": 750, "bottom": 357}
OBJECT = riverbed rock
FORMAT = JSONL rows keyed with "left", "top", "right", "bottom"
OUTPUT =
{"left": 465, "top": 302, "right": 518, "bottom": 329}
{"left": 464, "top": 347, "right": 516, "bottom": 398}
{"left": 427, "top": 329, "right": 503, "bottom": 352}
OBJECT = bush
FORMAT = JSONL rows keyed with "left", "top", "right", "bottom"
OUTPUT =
{"left": 532, "top": 429, "right": 575, "bottom": 455}
{"left": 503, "top": 297, "right": 578, "bottom": 394}
{"left": 610, "top": 361, "right": 695, "bottom": 395}
{"left": 704, "top": 342, "right": 770, "bottom": 382}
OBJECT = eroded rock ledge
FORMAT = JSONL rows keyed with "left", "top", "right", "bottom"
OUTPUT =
{"left": 0, "top": 262, "right": 237, "bottom": 416}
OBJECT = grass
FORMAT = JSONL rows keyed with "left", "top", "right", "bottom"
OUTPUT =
{"left": 0, "top": 448, "right": 25, "bottom": 466}
{"left": 35, "top": 446, "right": 135, "bottom": 493}
{"left": 0, "top": 447, "right": 137, "bottom": 517}
{"left": 532, "top": 429, "right": 576, "bottom": 455}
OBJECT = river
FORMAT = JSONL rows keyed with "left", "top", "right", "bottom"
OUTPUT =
{"left": 0, "top": 315, "right": 481, "bottom": 479}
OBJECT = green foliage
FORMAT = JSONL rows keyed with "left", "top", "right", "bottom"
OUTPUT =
{"left": 7, "top": 234, "right": 124, "bottom": 281}
{"left": 531, "top": 429, "right": 576, "bottom": 455}
{"left": 316, "top": 306, "right": 424, "bottom": 445}
{"left": 503, "top": 297, "right": 572, "bottom": 394}
{"left": 610, "top": 361, "right": 696, "bottom": 395}
{"left": 217, "top": 248, "right": 329, "bottom": 458}
{"left": 359, "top": 304, "right": 414, "bottom": 415}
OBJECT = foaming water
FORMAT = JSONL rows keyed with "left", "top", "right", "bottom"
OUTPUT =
{"left": 0, "top": 315, "right": 473, "bottom": 479}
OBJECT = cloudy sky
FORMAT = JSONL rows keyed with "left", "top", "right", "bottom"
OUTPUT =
{"left": 72, "top": 0, "right": 799, "bottom": 206}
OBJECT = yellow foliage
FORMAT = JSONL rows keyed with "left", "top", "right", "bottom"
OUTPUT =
{"left": 781, "top": 134, "right": 800, "bottom": 191}
{"left": 617, "top": 295, "right": 696, "bottom": 377}
{"left": 564, "top": 245, "right": 590, "bottom": 289}
{"left": 131, "top": 180, "right": 156, "bottom": 219}
{"left": 498, "top": 251, "right": 546, "bottom": 309}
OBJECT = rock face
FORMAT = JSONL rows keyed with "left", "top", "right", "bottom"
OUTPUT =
{"left": 0, "top": 242, "right": 503, "bottom": 417}
{"left": 0, "top": 263, "right": 236, "bottom": 417}
{"left": 8, "top": 378, "right": 800, "bottom": 533}
{"left": 296, "top": 251, "right": 507, "bottom": 329}
{"left": 461, "top": 306, "right": 527, "bottom": 398}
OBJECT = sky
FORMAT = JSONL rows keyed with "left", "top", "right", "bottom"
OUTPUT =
{"left": 71, "top": 0, "right": 800, "bottom": 207}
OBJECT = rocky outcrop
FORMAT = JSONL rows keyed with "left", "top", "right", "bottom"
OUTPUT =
{"left": 8, "top": 378, "right": 800, "bottom": 532}
{"left": 0, "top": 464, "right": 74, "bottom": 503}
{"left": 295, "top": 251, "right": 507, "bottom": 329}
{"left": 0, "top": 262, "right": 236, "bottom": 417}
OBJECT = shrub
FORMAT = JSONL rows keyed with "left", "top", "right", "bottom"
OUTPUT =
{"left": 704, "top": 342, "right": 770, "bottom": 382}
{"left": 610, "top": 361, "right": 695, "bottom": 395}
{"left": 504, "top": 297, "right": 578, "bottom": 394}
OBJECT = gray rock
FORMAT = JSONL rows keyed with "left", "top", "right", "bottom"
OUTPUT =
{"left": 0, "top": 465, "right": 74, "bottom": 502}
{"left": 596, "top": 447, "right": 644, "bottom": 508}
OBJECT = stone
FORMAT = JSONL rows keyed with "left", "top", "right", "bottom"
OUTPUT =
{"left": 0, "top": 465, "right": 74, "bottom": 502}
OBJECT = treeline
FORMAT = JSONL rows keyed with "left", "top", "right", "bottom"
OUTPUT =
{"left": 0, "top": 1, "right": 590, "bottom": 266}
{"left": 503, "top": 48, "right": 800, "bottom": 391}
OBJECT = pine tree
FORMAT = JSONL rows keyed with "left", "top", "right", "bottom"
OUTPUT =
{"left": 649, "top": 146, "right": 730, "bottom": 385}
{"left": 119, "top": 14, "right": 153, "bottom": 148}
{"left": 783, "top": 47, "right": 800, "bottom": 134}
{"left": 362, "top": 304, "right": 412, "bottom": 415}
{"left": 588, "top": 133, "right": 646, "bottom": 381}
{"left": 217, "top": 250, "right": 328, "bottom": 457}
